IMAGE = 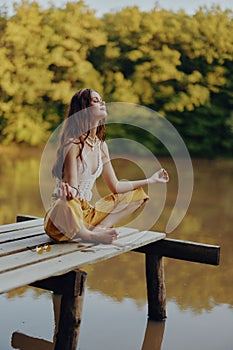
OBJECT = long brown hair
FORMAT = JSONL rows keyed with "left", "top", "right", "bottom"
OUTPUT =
{"left": 52, "top": 88, "right": 106, "bottom": 179}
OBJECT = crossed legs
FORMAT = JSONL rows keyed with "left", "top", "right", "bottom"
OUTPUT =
{"left": 95, "top": 199, "right": 144, "bottom": 228}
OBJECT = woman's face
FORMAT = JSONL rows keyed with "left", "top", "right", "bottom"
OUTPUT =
{"left": 90, "top": 90, "right": 107, "bottom": 121}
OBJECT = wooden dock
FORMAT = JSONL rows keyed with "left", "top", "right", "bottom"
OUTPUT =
{"left": 0, "top": 215, "right": 220, "bottom": 350}
{"left": 0, "top": 217, "right": 166, "bottom": 294}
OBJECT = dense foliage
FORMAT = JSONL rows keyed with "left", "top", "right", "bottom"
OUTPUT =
{"left": 0, "top": 1, "right": 232, "bottom": 157}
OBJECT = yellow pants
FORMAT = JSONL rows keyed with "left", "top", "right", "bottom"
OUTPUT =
{"left": 44, "top": 187, "right": 149, "bottom": 242}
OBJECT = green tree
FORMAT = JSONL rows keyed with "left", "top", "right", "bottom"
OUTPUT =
{"left": 89, "top": 6, "right": 233, "bottom": 156}
{"left": 0, "top": 2, "right": 232, "bottom": 155}
{"left": 165, "top": 7, "right": 233, "bottom": 156}
{"left": 0, "top": 0, "right": 52, "bottom": 145}
{"left": 90, "top": 7, "right": 146, "bottom": 103}
{"left": 0, "top": 1, "right": 107, "bottom": 144}
{"left": 42, "top": 1, "right": 107, "bottom": 128}
{"left": 91, "top": 7, "right": 185, "bottom": 109}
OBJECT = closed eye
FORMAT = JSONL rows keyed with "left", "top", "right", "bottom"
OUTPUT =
{"left": 91, "top": 97, "right": 103, "bottom": 103}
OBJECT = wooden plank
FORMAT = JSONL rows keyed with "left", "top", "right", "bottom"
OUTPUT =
{"left": 0, "top": 218, "right": 44, "bottom": 234}
{"left": 114, "top": 230, "right": 162, "bottom": 247}
{"left": 115, "top": 226, "right": 139, "bottom": 237}
{"left": 0, "top": 234, "right": 52, "bottom": 257}
{"left": 16, "top": 214, "right": 40, "bottom": 222}
{"left": 0, "top": 227, "right": 136, "bottom": 257}
{"left": 0, "top": 242, "right": 94, "bottom": 273}
{"left": 0, "top": 225, "right": 45, "bottom": 243}
{"left": 0, "top": 227, "right": 140, "bottom": 273}
{"left": 0, "top": 229, "right": 164, "bottom": 273}
{"left": 135, "top": 238, "right": 220, "bottom": 265}
{"left": 0, "top": 230, "right": 165, "bottom": 294}
{"left": 0, "top": 224, "right": 135, "bottom": 245}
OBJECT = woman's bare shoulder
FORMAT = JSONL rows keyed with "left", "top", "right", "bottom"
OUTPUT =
{"left": 100, "top": 141, "right": 110, "bottom": 154}
{"left": 100, "top": 140, "right": 108, "bottom": 151}
{"left": 64, "top": 139, "right": 81, "bottom": 158}
{"left": 100, "top": 141, "right": 111, "bottom": 165}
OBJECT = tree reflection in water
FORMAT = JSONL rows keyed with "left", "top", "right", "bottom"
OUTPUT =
{"left": 0, "top": 150, "right": 232, "bottom": 349}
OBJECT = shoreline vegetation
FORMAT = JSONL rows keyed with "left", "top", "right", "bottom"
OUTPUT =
{"left": 0, "top": 1, "right": 232, "bottom": 157}
{"left": 1, "top": 144, "right": 233, "bottom": 161}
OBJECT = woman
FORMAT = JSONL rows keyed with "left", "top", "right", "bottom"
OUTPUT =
{"left": 45, "top": 88, "right": 169, "bottom": 244}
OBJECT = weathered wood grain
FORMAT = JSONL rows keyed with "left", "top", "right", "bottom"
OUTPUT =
{"left": 0, "top": 220, "right": 165, "bottom": 294}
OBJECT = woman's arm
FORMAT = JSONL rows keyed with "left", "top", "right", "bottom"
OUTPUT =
{"left": 101, "top": 142, "right": 169, "bottom": 193}
{"left": 55, "top": 143, "right": 80, "bottom": 200}
{"left": 63, "top": 143, "right": 79, "bottom": 186}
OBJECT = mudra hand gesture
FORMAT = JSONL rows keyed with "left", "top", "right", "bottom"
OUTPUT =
{"left": 148, "top": 168, "right": 169, "bottom": 184}
{"left": 54, "top": 182, "right": 78, "bottom": 201}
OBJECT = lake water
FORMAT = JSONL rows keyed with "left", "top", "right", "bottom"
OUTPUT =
{"left": 0, "top": 148, "right": 232, "bottom": 350}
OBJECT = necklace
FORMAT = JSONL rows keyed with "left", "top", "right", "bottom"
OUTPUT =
{"left": 85, "top": 135, "right": 98, "bottom": 151}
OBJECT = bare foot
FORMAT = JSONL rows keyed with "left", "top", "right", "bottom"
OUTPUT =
{"left": 90, "top": 227, "right": 118, "bottom": 244}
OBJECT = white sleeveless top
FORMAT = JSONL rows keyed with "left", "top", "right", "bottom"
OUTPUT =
{"left": 75, "top": 141, "right": 103, "bottom": 201}
{"left": 54, "top": 141, "right": 103, "bottom": 202}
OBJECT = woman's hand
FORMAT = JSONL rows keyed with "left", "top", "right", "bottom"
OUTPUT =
{"left": 54, "top": 182, "right": 78, "bottom": 200}
{"left": 148, "top": 168, "right": 169, "bottom": 184}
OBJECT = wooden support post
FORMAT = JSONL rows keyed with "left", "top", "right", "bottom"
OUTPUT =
{"left": 145, "top": 254, "right": 166, "bottom": 321}
{"left": 52, "top": 293, "right": 61, "bottom": 344}
{"left": 31, "top": 269, "right": 87, "bottom": 350}
{"left": 54, "top": 270, "right": 86, "bottom": 350}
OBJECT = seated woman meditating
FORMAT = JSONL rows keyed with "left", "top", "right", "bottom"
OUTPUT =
{"left": 44, "top": 88, "right": 169, "bottom": 244}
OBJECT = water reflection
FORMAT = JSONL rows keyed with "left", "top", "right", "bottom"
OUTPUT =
{"left": 11, "top": 293, "right": 60, "bottom": 350}
{"left": 12, "top": 332, "right": 53, "bottom": 350}
{"left": 0, "top": 148, "right": 44, "bottom": 224}
{"left": 9, "top": 292, "right": 166, "bottom": 350}
{"left": 0, "top": 149, "right": 233, "bottom": 349}
{"left": 142, "top": 321, "right": 165, "bottom": 350}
